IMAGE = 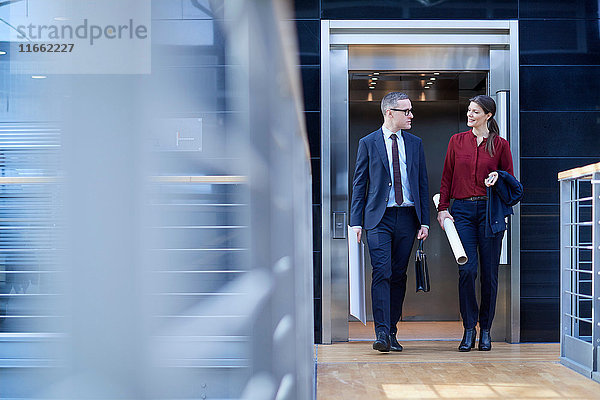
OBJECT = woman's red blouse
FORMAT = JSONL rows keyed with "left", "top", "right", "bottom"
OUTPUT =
{"left": 438, "top": 130, "right": 514, "bottom": 212}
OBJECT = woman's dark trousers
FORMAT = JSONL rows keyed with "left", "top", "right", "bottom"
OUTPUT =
{"left": 451, "top": 199, "right": 503, "bottom": 330}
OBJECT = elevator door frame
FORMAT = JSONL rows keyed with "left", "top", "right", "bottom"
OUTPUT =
{"left": 320, "top": 20, "right": 521, "bottom": 344}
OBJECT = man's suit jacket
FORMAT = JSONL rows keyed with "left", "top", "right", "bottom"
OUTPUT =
{"left": 350, "top": 128, "right": 430, "bottom": 230}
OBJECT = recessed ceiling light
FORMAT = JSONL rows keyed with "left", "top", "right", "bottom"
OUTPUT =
{"left": 434, "top": 72, "right": 440, "bottom": 75}
{"left": 31, "top": 75, "right": 47, "bottom": 79}
{"left": 372, "top": 77, "right": 378, "bottom": 81}
{"left": 425, "top": 86, "right": 430, "bottom": 89}
{"left": 430, "top": 77, "right": 436, "bottom": 81}
{"left": 0, "top": 51, "right": 6, "bottom": 55}
{"left": 373, "top": 72, "right": 380, "bottom": 75}
{"left": 369, "top": 86, "right": 375, "bottom": 89}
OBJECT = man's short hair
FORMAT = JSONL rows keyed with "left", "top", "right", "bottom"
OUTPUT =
{"left": 381, "top": 92, "right": 410, "bottom": 116}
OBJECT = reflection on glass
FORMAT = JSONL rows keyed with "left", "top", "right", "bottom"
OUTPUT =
{"left": 1, "top": 0, "right": 313, "bottom": 398}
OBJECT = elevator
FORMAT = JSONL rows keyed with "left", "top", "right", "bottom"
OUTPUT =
{"left": 320, "top": 21, "right": 521, "bottom": 344}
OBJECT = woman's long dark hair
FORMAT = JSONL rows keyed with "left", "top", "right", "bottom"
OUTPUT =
{"left": 469, "top": 95, "right": 499, "bottom": 156}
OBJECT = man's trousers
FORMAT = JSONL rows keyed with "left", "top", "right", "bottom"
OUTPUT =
{"left": 366, "top": 206, "right": 419, "bottom": 336}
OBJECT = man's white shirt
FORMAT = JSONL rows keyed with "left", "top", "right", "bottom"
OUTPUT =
{"left": 382, "top": 125, "right": 414, "bottom": 208}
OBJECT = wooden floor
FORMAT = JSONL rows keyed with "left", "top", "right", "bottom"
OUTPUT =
{"left": 317, "top": 322, "right": 600, "bottom": 399}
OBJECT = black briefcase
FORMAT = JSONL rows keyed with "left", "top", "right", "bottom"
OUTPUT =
{"left": 415, "top": 239, "right": 430, "bottom": 292}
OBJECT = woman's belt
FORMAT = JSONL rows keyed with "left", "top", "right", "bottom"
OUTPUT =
{"left": 461, "top": 196, "right": 488, "bottom": 201}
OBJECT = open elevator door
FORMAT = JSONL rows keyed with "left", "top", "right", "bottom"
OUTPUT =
{"left": 348, "top": 70, "right": 490, "bottom": 326}
{"left": 321, "top": 21, "right": 519, "bottom": 343}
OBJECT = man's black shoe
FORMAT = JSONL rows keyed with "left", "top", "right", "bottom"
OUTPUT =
{"left": 390, "top": 335, "right": 403, "bottom": 352}
{"left": 372, "top": 331, "right": 391, "bottom": 352}
{"left": 458, "top": 328, "right": 476, "bottom": 352}
{"left": 478, "top": 329, "right": 491, "bottom": 351}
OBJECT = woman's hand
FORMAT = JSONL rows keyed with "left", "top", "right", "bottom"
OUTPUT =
{"left": 437, "top": 210, "right": 454, "bottom": 230}
{"left": 485, "top": 171, "right": 499, "bottom": 187}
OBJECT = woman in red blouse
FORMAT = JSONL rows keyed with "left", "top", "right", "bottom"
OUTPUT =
{"left": 437, "top": 95, "right": 514, "bottom": 352}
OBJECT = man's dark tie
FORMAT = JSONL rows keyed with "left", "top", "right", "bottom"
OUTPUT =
{"left": 390, "top": 133, "right": 404, "bottom": 205}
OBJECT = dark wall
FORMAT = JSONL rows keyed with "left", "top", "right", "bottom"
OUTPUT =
{"left": 519, "top": 3, "right": 600, "bottom": 341}
{"left": 292, "top": 0, "right": 322, "bottom": 343}
{"left": 292, "top": 0, "right": 600, "bottom": 343}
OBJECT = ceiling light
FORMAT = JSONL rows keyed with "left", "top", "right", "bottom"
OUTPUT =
{"left": 425, "top": 86, "right": 430, "bottom": 89}
{"left": 31, "top": 75, "right": 47, "bottom": 79}
{"left": 369, "top": 86, "right": 375, "bottom": 89}
{"left": 0, "top": 51, "right": 6, "bottom": 55}
{"left": 434, "top": 72, "right": 440, "bottom": 75}
{"left": 372, "top": 77, "right": 378, "bottom": 81}
{"left": 373, "top": 72, "right": 380, "bottom": 75}
{"left": 54, "top": 17, "right": 69, "bottom": 21}
{"left": 430, "top": 77, "right": 436, "bottom": 81}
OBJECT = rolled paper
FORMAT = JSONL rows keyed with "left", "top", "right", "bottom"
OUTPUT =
{"left": 433, "top": 194, "right": 468, "bottom": 265}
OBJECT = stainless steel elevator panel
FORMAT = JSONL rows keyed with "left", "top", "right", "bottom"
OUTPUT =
{"left": 329, "top": 47, "right": 350, "bottom": 342}
{"left": 349, "top": 45, "right": 490, "bottom": 71}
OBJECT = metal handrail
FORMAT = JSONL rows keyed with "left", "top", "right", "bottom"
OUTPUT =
{"left": 564, "top": 290, "right": 593, "bottom": 299}
{"left": 564, "top": 268, "right": 593, "bottom": 273}
{"left": 559, "top": 162, "right": 600, "bottom": 380}
{"left": 151, "top": 176, "right": 247, "bottom": 183}
{"left": 0, "top": 176, "right": 248, "bottom": 184}
{"left": 565, "top": 197, "right": 594, "bottom": 203}
{"left": 558, "top": 162, "right": 600, "bottom": 181}
{"left": 565, "top": 313, "right": 593, "bottom": 324}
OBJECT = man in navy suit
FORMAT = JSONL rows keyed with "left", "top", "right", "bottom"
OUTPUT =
{"left": 350, "top": 92, "right": 430, "bottom": 352}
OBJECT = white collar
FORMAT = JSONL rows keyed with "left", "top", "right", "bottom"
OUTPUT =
{"left": 382, "top": 125, "right": 401, "bottom": 140}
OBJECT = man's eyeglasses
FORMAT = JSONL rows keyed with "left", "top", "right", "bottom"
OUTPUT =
{"left": 389, "top": 108, "right": 413, "bottom": 116}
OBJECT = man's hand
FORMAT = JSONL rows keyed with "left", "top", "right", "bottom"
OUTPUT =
{"left": 437, "top": 210, "right": 454, "bottom": 230}
{"left": 417, "top": 226, "right": 429, "bottom": 240}
{"left": 352, "top": 227, "right": 362, "bottom": 243}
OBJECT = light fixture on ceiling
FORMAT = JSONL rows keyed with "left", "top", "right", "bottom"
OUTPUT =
{"left": 54, "top": 17, "right": 69, "bottom": 21}
{"left": 373, "top": 72, "right": 380, "bottom": 75}
{"left": 0, "top": 51, "right": 6, "bottom": 55}
{"left": 434, "top": 72, "right": 440, "bottom": 75}
{"left": 369, "top": 86, "right": 375, "bottom": 89}
{"left": 430, "top": 77, "right": 436, "bottom": 81}
{"left": 372, "top": 77, "right": 378, "bottom": 81}
{"left": 31, "top": 75, "right": 47, "bottom": 79}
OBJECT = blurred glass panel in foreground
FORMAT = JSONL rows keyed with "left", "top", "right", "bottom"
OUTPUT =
{"left": 0, "top": 0, "right": 314, "bottom": 399}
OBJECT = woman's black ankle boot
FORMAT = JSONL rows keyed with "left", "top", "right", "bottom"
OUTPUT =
{"left": 459, "top": 328, "right": 476, "bottom": 352}
{"left": 478, "top": 329, "right": 491, "bottom": 351}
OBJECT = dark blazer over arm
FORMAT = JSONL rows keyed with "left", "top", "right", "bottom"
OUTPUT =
{"left": 350, "top": 129, "right": 430, "bottom": 230}
{"left": 485, "top": 170, "right": 523, "bottom": 237}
